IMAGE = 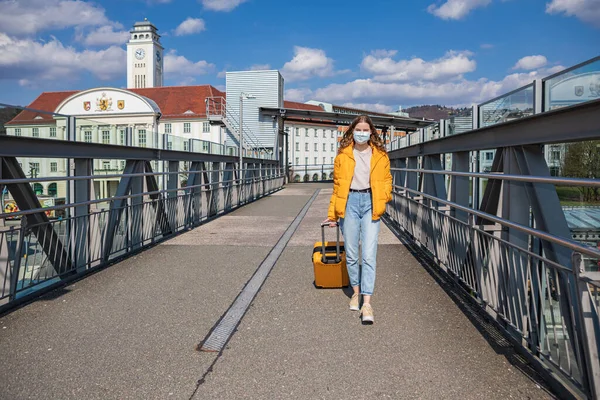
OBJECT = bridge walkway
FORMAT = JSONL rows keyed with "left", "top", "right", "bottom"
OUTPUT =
{"left": 0, "top": 183, "right": 553, "bottom": 399}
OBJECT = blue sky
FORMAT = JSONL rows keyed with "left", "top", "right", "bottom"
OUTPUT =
{"left": 0, "top": 0, "right": 598, "bottom": 111}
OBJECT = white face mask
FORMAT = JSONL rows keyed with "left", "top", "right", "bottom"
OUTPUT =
{"left": 353, "top": 131, "right": 370, "bottom": 144}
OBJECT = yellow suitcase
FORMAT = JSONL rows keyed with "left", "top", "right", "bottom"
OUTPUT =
{"left": 313, "top": 222, "right": 349, "bottom": 288}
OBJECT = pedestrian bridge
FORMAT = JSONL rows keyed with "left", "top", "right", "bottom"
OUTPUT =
{"left": 1, "top": 97, "right": 600, "bottom": 398}
{"left": 0, "top": 183, "right": 562, "bottom": 399}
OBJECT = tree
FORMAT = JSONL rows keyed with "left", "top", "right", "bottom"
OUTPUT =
{"left": 562, "top": 140, "right": 600, "bottom": 202}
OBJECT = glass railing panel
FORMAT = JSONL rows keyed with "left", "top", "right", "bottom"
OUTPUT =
{"left": 544, "top": 56, "right": 600, "bottom": 111}
{"left": 479, "top": 83, "right": 534, "bottom": 128}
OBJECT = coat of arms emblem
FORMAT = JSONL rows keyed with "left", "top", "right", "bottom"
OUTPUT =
{"left": 83, "top": 101, "right": 91, "bottom": 111}
{"left": 117, "top": 100, "right": 125, "bottom": 110}
{"left": 574, "top": 85, "right": 584, "bottom": 97}
{"left": 590, "top": 78, "right": 600, "bottom": 98}
{"left": 96, "top": 92, "right": 113, "bottom": 111}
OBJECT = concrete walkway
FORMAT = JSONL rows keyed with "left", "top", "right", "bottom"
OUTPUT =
{"left": 0, "top": 184, "right": 555, "bottom": 399}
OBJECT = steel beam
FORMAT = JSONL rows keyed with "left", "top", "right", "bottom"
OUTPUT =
{"left": 390, "top": 99, "right": 600, "bottom": 158}
{"left": 0, "top": 136, "right": 278, "bottom": 164}
{"left": 260, "top": 107, "right": 432, "bottom": 131}
{"left": 1, "top": 157, "right": 73, "bottom": 276}
{"left": 143, "top": 161, "right": 173, "bottom": 239}
{"left": 103, "top": 160, "right": 142, "bottom": 263}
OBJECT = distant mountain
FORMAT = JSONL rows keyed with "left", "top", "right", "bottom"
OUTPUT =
{"left": 404, "top": 105, "right": 471, "bottom": 121}
{"left": 0, "top": 107, "right": 20, "bottom": 135}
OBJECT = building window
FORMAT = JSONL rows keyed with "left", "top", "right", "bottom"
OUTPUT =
{"left": 50, "top": 127, "right": 56, "bottom": 137}
{"left": 295, "top": 142, "right": 299, "bottom": 151}
{"left": 184, "top": 123, "right": 191, "bottom": 133}
{"left": 305, "top": 157, "right": 308, "bottom": 165}
{"left": 165, "top": 123, "right": 172, "bottom": 134}
{"left": 120, "top": 161, "right": 125, "bottom": 170}
{"left": 32, "top": 127, "right": 39, "bottom": 137}
{"left": 50, "top": 162, "right": 57, "bottom": 172}
{"left": 331, "top": 130, "right": 334, "bottom": 138}
{"left": 551, "top": 150, "right": 561, "bottom": 161}
{"left": 183, "top": 141, "right": 189, "bottom": 151}
{"left": 103, "top": 161, "right": 111, "bottom": 170}
{"left": 323, "top": 130, "right": 326, "bottom": 138}
{"left": 167, "top": 142, "right": 173, "bottom": 150}
{"left": 314, "top": 143, "right": 318, "bottom": 151}
{"left": 33, "top": 183, "right": 43, "bottom": 195}
{"left": 323, "top": 157, "right": 326, "bottom": 164}
{"left": 296, "top": 128, "right": 300, "bottom": 137}
{"left": 84, "top": 130, "right": 92, "bottom": 143}
{"left": 203, "top": 122, "right": 210, "bottom": 133}
{"left": 315, "top": 129, "right": 318, "bottom": 138}
{"left": 30, "top": 162, "right": 40, "bottom": 174}
{"left": 305, "top": 128, "right": 308, "bottom": 137}
{"left": 202, "top": 141, "right": 209, "bottom": 152}
{"left": 331, "top": 143, "right": 334, "bottom": 152}
{"left": 138, "top": 130, "right": 146, "bottom": 148}
{"left": 323, "top": 143, "right": 326, "bottom": 152}
{"left": 485, "top": 152, "right": 493, "bottom": 161}
{"left": 48, "top": 183, "right": 57, "bottom": 196}
{"left": 314, "top": 157, "right": 318, "bottom": 165}
{"left": 331, "top": 157, "right": 334, "bottom": 164}
{"left": 295, "top": 157, "right": 299, "bottom": 165}
{"left": 102, "top": 130, "right": 110, "bottom": 144}
{"left": 120, "top": 130, "right": 125, "bottom": 145}
{"left": 14, "top": 128, "right": 21, "bottom": 136}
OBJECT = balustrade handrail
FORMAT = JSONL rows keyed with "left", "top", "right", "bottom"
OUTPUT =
{"left": 391, "top": 167, "right": 600, "bottom": 187}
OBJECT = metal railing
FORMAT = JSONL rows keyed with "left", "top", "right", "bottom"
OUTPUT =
{"left": 288, "top": 164, "right": 334, "bottom": 183}
{"left": 386, "top": 97, "right": 600, "bottom": 399}
{"left": 0, "top": 135, "right": 284, "bottom": 312}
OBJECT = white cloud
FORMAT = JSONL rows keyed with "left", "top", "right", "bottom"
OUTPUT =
{"left": 0, "top": 33, "right": 125, "bottom": 82}
{"left": 174, "top": 18, "right": 206, "bottom": 36}
{"left": 0, "top": 0, "right": 111, "bottom": 36}
{"left": 480, "top": 43, "right": 494, "bottom": 49}
{"left": 310, "top": 67, "right": 557, "bottom": 108}
{"left": 79, "top": 25, "right": 129, "bottom": 46}
{"left": 284, "top": 88, "right": 313, "bottom": 102}
{"left": 545, "top": 64, "right": 566, "bottom": 74}
{"left": 341, "top": 103, "right": 394, "bottom": 114}
{"left": 512, "top": 55, "right": 547, "bottom": 70}
{"left": 361, "top": 50, "right": 476, "bottom": 82}
{"left": 250, "top": 64, "right": 271, "bottom": 70}
{"left": 201, "top": 0, "right": 248, "bottom": 11}
{"left": 164, "top": 50, "right": 215, "bottom": 80}
{"left": 546, "top": 0, "right": 600, "bottom": 27}
{"left": 427, "top": 0, "right": 491, "bottom": 20}
{"left": 281, "top": 46, "right": 337, "bottom": 82}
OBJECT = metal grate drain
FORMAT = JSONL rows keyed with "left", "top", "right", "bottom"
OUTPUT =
{"left": 199, "top": 189, "right": 321, "bottom": 352}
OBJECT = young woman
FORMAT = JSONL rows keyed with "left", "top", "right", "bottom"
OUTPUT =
{"left": 324, "top": 115, "right": 392, "bottom": 323}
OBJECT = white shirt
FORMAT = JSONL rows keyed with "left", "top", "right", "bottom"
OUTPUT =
{"left": 350, "top": 146, "right": 372, "bottom": 190}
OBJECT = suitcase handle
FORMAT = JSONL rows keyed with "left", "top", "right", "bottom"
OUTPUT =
{"left": 320, "top": 222, "right": 341, "bottom": 264}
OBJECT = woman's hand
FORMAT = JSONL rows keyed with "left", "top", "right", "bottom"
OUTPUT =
{"left": 322, "top": 218, "right": 337, "bottom": 227}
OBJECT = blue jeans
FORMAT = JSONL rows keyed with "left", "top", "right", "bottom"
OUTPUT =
{"left": 339, "top": 192, "right": 381, "bottom": 296}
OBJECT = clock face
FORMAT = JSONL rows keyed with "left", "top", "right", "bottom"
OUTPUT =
{"left": 135, "top": 48, "right": 145, "bottom": 60}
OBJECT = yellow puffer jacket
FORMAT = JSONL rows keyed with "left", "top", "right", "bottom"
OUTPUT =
{"left": 327, "top": 144, "right": 393, "bottom": 221}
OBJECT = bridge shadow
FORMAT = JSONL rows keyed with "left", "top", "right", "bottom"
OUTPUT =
{"left": 382, "top": 217, "right": 558, "bottom": 398}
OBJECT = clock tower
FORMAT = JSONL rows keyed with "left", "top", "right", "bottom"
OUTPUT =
{"left": 127, "top": 19, "right": 164, "bottom": 89}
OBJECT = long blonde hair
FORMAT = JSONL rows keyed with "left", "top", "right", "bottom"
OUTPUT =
{"left": 338, "top": 115, "right": 386, "bottom": 154}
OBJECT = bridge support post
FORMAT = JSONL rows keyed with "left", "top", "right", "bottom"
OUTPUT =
{"left": 73, "top": 158, "right": 93, "bottom": 272}
{"left": 166, "top": 161, "right": 179, "bottom": 232}
{"left": 223, "top": 162, "right": 234, "bottom": 212}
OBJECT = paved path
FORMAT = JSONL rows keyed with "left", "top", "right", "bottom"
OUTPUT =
{"left": 0, "top": 184, "right": 554, "bottom": 399}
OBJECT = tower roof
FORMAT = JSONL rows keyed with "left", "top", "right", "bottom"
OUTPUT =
{"left": 133, "top": 18, "right": 157, "bottom": 30}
